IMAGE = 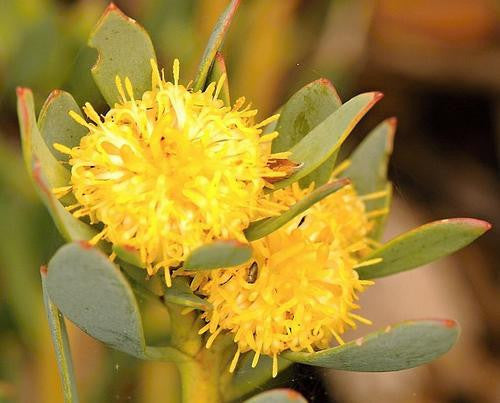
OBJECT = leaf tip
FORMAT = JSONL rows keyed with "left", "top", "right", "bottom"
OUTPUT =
{"left": 16, "top": 86, "right": 30, "bottom": 98}
{"left": 440, "top": 319, "right": 458, "bottom": 328}
{"left": 105, "top": 2, "right": 119, "bottom": 13}
{"left": 447, "top": 217, "right": 492, "bottom": 233}
{"left": 373, "top": 91, "right": 384, "bottom": 103}
{"left": 78, "top": 240, "right": 93, "bottom": 250}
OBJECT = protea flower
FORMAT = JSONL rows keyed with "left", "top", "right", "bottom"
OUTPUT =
{"left": 17, "top": 2, "right": 490, "bottom": 402}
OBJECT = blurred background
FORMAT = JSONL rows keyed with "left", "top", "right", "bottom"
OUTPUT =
{"left": 0, "top": 0, "right": 498, "bottom": 402}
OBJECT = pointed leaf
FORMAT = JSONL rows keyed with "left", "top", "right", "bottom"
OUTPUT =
{"left": 206, "top": 52, "right": 231, "bottom": 106}
{"left": 283, "top": 319, "right": 459, "bottom": 371}
{"left": 342, "top": 118, "right": 396, "bottom": 239}
{"left": 245, "top": 178, "right": 350, "bottom": 241}
{"left": 89, "top": 4, "right": 157, "bottom": 106}
{"left": 184, "top": 240, "right": 252, "bottom": 271}
{"left": 17, "top": 88, "right": 95, "bottom": 242}
{"left": 47, "top": 242, "right": 146, "bottom": 357}
{"left": 193, "top": 0, "right": 240, "bottom": 91}
{"left": 244, "top": 389, "right": 307, "bottom": 403}
{"left": 271, "top": 92, "right": 383, "bottom": 191}
{"left": 17, "top": 87, "right": 71, "bottom": 193}
{"left": 343, "top": 118, "right": 395, "bottom": 195}
{"left": 357, "top": 218, "right": 491, "bottom": 279}
{"left": 370, "top": 182, "right": 393, "bottom": 240}
{"left": 163, "top": 277, "right": 211, "bottom": 310}
{"left": 38, "top": 90, "right": 88, "bottom": 162}
{"left": 272, "top": 79, "right": 342, "bottom": 188}
{"left": 41, "top": 266, "right": 79, "bottom": 403}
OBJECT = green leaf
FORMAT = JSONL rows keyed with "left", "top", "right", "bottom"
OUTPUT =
{"left": 17, "top": 88, "right": 96, "bottom": 243}
{"left": 283, "top": 319, "right": 459, "bottom": 371}
{"left": 357, "top": 218, "right": 491, "bottom": 279}
{"left": 245, "top": 178, "right": 350, "bottom": 241}
{"left": 41, "top": 266, "right": 79, "bottom": 403}
{"left": 113, "top": 244, "right": 145, "bottom": 268}
{"left": 89, "top": 3, "right": 157, "bottom": 106}
{"left": 342, "top": 118, "right": 396, "bottom": 239}
{"left": 271, "top": 92, "right": 383, "bottom": 191}
{"left": 206, "top": 51, "right": 231, "bottom": 106}
{"left": 192, "top": 0, "right": 240, "bottom": 91}
{"left": 47, "top": 242, "right": 146, "bottom": 358}
{"left": 184, "top": 240, "right": 252, "bottom": 271}
{"left": 370, "top": 182, "right": 393, "bottom": 241}
{"left": 163, "top": 277, "right": 211, "bottom": 310}
{"left": 244, "top": 389, "right": 307, "bottom": 403}
{"left": 272, "top": 79, "right": 342, "bottom": 188}
{"left": 31, "top": 158, "right": 98, "bottom": 243}
{"left": 17, "top": 87, "right": 71, "bottom": 193}
{"left": 38, "top": 90, "right": 88, "bottom": 162}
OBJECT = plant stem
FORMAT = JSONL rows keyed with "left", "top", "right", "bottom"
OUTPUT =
{"left": 176, "top": 349, "right": 222, "bottom": 403}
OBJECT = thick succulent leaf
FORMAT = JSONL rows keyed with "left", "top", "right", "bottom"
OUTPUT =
{"left": 370, "top": 182, "right": 393, "bottom": 241}
{"left": 89, "top": 4, "right": 157, "bottom": 106}
{"left": 113, "top": 245, "right": 145, "bottom": 268}
{"left": 244, "top": 389, "right": 307, "bottom": 403}
{"left": 272, "top": 79, "right": 342, "bottom": 188}
{"left": 192, "top": 0, "right": 240, "bottom": 91}
{"left": 283, "top": 319, "right": 459, "bottom": 371}
{"left": 225, "top": 354, "right": 294, "bottom": 402}
{"left": 184, "top": 240, "right": 252, "bottom": 271}
{"left": 38, "top": 90, "right": 88, "bottom": 162}
{"left": 342, "top": 118, "right": 396, "bottom": 239}
{"left": 17, "top": 87, "right": 71, "bottom": 192}
{"left": 271, "top": 92, "right": 383, "bottom": 191}
{"left": 245, "top": 178, "right": 350, "bottom": 241}
{"left": 47, "top": 242, "right": 146, "bottom": 358}
{"left": 272, "top": 79, "right": 341, "bottom": 152}
{"left": 31, "top": 158, "right": 97, "bottom": 242}
{"left": 342, "top": 118, "right": 395, "bottom": 195}
{"left": 163, "top": 277, "right": 211, "bottom": 310}
{"left": 206, "top": 52, "right": 230, "bottom": 106}
{"left": 357, "top": 218, "right": 491, "bottom": 279}
{"left": 17, "top": 88, "right": 95, "bottom": 242}
{"left": 41, "top": 266, "right": 79, "bottom": 403}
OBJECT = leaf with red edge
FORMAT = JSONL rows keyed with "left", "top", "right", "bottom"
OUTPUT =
{"left": 357, "top": 218, "right": 491, "bottom": 279}
{"left": 271, "top": 92, "right": 383, "bottom": 191}
{"left": 206, "top": 52, "right": 231, "bottom": 106}
{"left": 192, "top": 0, "right": 240, "bottom": 91}
{"left": 38, "top": 89, "right": 88, "bottom": 162}
{"left": 341, "top": 118, "right": 396, "bottom": 239}
{"left": 89, "top": 3, "right": 157, "bottom": 106}
{"left": 272, "top": 78, "right": 342, "bottom": 188}
{"left": 284, "top": 319, "right": 460, "bottom": 371}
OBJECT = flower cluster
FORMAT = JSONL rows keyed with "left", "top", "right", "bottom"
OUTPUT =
{"left": 54, "top": 60, "right": 380, "bottom": 376}
{"left": 191, "top": 182, "right": 377, "bottom": 376}
{"left": 55, "top": 60, "right": 289, "bottom": 285}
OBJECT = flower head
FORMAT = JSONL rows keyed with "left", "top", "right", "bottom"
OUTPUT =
{"left": 55, "top": 60, "right": 291, "bottom": 284}
{"left": 192, "top": 182, "right": 378, "bottom": 377}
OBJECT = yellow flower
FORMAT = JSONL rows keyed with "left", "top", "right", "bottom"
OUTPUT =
{"left": 192, "top": 182, "right": 377, "bottom": 377}
{"left": 54, "top": 60, "right": 290, "bottom": 285}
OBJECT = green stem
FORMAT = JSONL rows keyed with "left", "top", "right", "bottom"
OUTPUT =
{"left": 41, "top": 267, "right": 79, "bottom": 403}
{"left": 176, "top": 349, "right": 222, "bottom": 403}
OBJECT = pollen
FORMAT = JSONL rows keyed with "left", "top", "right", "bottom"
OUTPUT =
{"left": 192, "top": 182, "right": 376, "bottom": 377}
{"left": 56, "top": 60, "right": 288, "bottom": 282}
